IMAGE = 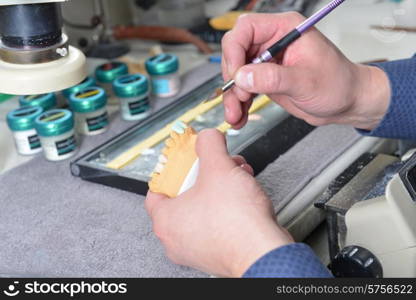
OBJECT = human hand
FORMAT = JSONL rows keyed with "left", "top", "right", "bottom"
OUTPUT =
{"left": 221, "top": 12, "right": 390, "bottom": 130}
{"left": 145, "top": 129, "right": 293, "bottom": 277}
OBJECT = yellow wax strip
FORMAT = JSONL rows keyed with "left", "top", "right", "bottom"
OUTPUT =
{"left": 216, "top": 95, "right": 271, "bottom": 133}
{"left": 77, "top": 90, "right": 100, "bottom": 98}
{"left": 106, "top": 95, "right": 224, "bottom": 169}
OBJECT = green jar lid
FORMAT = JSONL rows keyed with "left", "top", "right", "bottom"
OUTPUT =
{"left": 62, "top": 76, "right": 96, "bottom": 99}
{"left": 95, "top": 62, "right": 129, "bottom": 83}
{"left": 19, "top": 93, "right": 57, "bottom": 111}
{"left": 7, "top": 106, "right": 44, "bottom": 132}
{"left": 69, "top": 87, "right": 107, "bottom": 113}
{"left": 145, "top": 54, "right": 179, "bottom": 76}
{"left": 113, "top": 74, "right": 149, "bottom": 98}
{"left": 35, "top": 109, "right": 74, "bottom": 137}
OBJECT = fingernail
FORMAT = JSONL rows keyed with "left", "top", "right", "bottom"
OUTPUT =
{"left": 236, "top": 70, "right": 254, "bottom": 89}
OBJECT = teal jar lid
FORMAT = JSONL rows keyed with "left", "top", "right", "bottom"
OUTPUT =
{"left": 113, "top": 74, "right": 149, "bottom": 98}
{"left": 145, "top": 54, "right": 179, "bottom": 76}
{"left": 35, "top": 109, "right": 74, "bottom": 137}
{"left": 69, "top": 87, "right": 107, "bottom": 113}
{"left": 95, "top": 62, "right": 128, "bottom": 83}
{"left": 7, "top": 106, "right": 44, "bottom": 132}
{"left": 19, "top": 93, "right": 57, "bottom": 111}
{"left": 62, "top": 76, "right": 96, "bottom": 99}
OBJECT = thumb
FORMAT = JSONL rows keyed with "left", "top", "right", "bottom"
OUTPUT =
{"left": 145, "top": 191, "right": 168, "bottom": 217}
{"left": 235, "top": 63, "right": 303, "bottom": 96}
{"left": 196, "top": 129, "right": 235, "bottom": 175}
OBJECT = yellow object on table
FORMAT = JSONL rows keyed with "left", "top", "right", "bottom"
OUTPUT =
{"left": 209, "top": 11, "right": 250, "bottom": 31}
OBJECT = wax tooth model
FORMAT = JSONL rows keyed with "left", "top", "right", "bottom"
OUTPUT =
{"left": 148, "top": 121, "right": 200, "bottom": 198}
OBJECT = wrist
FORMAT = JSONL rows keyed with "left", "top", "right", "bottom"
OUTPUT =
{"left": 227, "top": 220, "right": 294, "bottom": 277}
{"left": 347, "top": 64, "right": 391, "bottom": 131}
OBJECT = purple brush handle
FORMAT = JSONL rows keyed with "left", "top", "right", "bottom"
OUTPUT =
{"left": 296, "top": 0, "right": 346, "bottom": 34}
{"left": 253, "top": 0, "right": 346, "bottom": 64}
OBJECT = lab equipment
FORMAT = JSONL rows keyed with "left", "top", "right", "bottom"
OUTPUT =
{"left": 19, "top": 93, "right": 57, "bottom": 111}
{"left": 113, "top": 74, "right": 152, "bottom": 122}
{"left": 95, "top": 62, "right": 129, "bottom": 105}
{"left": 35, "top": 109, "right": 78, "bottom": 161}
{"left": 0, "top": 0, "right": 87, "bottom": 95}
{"left": 7, "top": 106, "right": 44, "bottom": 156}
{"left": 145, "top": 54, "right": 181, "bottom": 98}
{"left": 69, "top": 87, "right": 109, "bottom": 136}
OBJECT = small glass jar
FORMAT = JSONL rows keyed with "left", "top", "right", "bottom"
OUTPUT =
{"left": 145, "top": 54, "right": 180, "bottom": 98}
{"left": 35, "top": 109, "right": 78, "bottom": 161}
{"left": 19, "top": 93, "right": 57, "bottom": 111}
{"left": 62, "top": 76, "right": 96, "bottom": 103}
{"left": 69, "top": 86, "right": 109, "bottom": 136}
{"left": 95, "top": 62, "right": 129, "bottom": 105}
{"left": 7, "top": 106, "right": 44, "bottom": 156}
{"left": 113, "top": 74, "right": 152, "bottom": 121}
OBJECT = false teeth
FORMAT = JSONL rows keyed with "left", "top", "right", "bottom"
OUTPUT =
{"left": 149, "top": 122, "right": 198, "bottom": 198}
{"left": 155, "top": 163, "right": 165, "bottom": 173}
{"left": 158, "top": 154, "right": 168, "bottom": 164}
{"left": 171, "top": 120, "right": 188, "bottom": 134}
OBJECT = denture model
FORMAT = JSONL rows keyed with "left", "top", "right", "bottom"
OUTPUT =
{"left": 148, "top": 121, "right": 200, "bottom": 198}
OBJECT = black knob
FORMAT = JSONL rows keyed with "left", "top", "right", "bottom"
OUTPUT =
{"left": 331, "top": 245, "right": 383, "bottom": 278}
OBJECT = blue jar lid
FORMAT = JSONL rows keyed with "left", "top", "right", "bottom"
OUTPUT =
{"left": 113, "top": 74, "right": 149, "bottom": 98}
{"left": 19, "top": 93, "right": 57, "bottom": 111}
{"left": 69, "top": 87, "right": 107, "bottom": 113}
{"left": 95, "top": 62, "right": 129, "bottom": 83}
{"left": 35, "top": 109, "right": 74, "bottom": 137}
{"left": 145, "top": 54, "right": 179, "bottom": 76}
{"left": 62, "top": 76, "right": 96, "bottom": 99}
{"left": 7, "top": 106, "right": 44, "bottom": 132}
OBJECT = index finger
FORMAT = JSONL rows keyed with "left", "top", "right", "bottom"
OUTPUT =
{"left": 221, "top": 12, "right": 304, "bottom": 79}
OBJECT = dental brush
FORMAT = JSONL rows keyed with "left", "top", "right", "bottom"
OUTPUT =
{"left": 217, "top": 0, "right": 347, "bottom": 96}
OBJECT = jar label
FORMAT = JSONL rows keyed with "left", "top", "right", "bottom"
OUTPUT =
{"left": 28, "top": 134, "right": 41, "bottom": 150}
{"left": 55, "top": 135, "right": 77, "bottom": 156}
{"left": 152, "top": 79, "right": 170, "bottom": 94}
{"left": 86, "top": 112, "right": 109, "bottom": 132}
{"left": 129, "top": 98, "right": 150, "bottom": 116}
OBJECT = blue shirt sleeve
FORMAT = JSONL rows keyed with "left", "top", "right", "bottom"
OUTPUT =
{"left": 243, "top": 243, "right": 332, "bottom": 278}
{"left": 357, "top": 57, "right": 416, "bottom": 139}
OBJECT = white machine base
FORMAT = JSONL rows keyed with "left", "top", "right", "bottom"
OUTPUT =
{"left": 346, "top": 175, "right": 416, "bottom": 277}
{"left": 0, "top": 46, "right": 87, "bottom": 95}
